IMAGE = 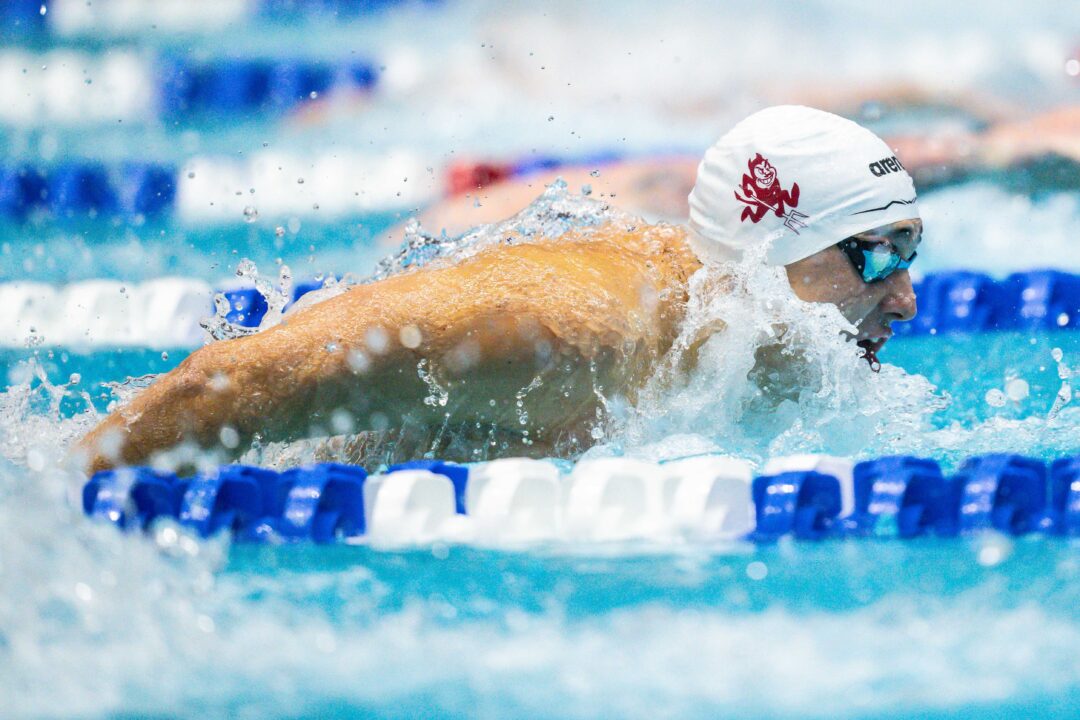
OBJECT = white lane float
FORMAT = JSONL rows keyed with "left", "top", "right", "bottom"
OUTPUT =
{"left": 563, "top": 457, "right": 672, "bottom": 541}
{"left": 464, "top": 457, "right": 563, "bottom": 541}
{"left": 362, "top": 469, "right": 457, "bottom": 544}
{"left": 661, "top": 455, "right": 754, "bottom": 540}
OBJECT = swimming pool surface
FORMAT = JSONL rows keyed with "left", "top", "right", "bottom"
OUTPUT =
{"left": 5, "top": 1, "right": 1080, "bottom": 718}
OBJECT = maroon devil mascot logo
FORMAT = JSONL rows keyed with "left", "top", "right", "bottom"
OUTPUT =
{"left": 734, "top": 153, "right": 808, "bottom": 233}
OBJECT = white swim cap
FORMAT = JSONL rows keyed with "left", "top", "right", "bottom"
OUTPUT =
{"left": 688, "top": 105, "right": 920, "bottom": 266}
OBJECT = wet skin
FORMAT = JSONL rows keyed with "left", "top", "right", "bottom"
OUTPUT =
{"left": 785, "top": 217, "right": 921, "bottom": 359}
{"left": 76, "top": 223, "right": 701, "bottom": 473}
{"left": 76, "top": 218, "right": 920, "bottom": 474}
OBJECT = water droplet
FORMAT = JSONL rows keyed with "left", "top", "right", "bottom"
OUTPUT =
{"left": 187, "top": 171, "right": 196, "bottom": 179}
{"left": 984, "top": 388, "right": 1006, "bottom": 408}
{"left": 399, "top": 325, "right": 422, "bottom": 349}
{"left": 1004, "top": 378, "right": 1029, "bottom": 402}
{"left": 746, "top": 561, "right": 768, "bottom": 580}
{"left": 297, "top": 177, "right": 305, "bottom": 184}
{"left": 39, "top": 3, "right": 47, "bottom": 16}
{"left": 274, "top": 226, "right": 285, "bottom": 238}
{"left": 219, "top": 426, "right": 240, "bottom": 449}
{"left": 1052, "top": 347, "right": 1064, "bottom": 363}
{"left": 242, "top": 206, "right": 259, "bottom": 223}
{"left": 160, "top": 352, "right": 169, "bottom": 361}
{"left": 547, "top": 115, "right": 554, "bottom": 121}
{"left": 331, "top": 408, "right": 355, "bottom": 434}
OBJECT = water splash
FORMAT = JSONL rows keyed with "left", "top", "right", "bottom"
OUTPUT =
{"left": 1049, "top": 347, "right": 1073, "bottom": 419}
{"left": 614, "top": 244, "right": 945, "bottom": 466}
{"left": 370, "top": 179, "right": 630, "bottom": 281}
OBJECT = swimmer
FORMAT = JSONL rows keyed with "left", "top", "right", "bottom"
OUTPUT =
{"left": 76, "top": 106, "right": 920, "bottom": 474}
{"left": 379, "top": 156, "right": 700, "bottom": 247}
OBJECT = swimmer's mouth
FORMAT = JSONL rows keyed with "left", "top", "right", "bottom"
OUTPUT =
{"left": 856, "top": 334, "right": 890, "bottom": 372}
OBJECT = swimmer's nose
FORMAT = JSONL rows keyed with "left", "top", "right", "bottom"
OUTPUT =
{"left": 882, "top": 270, "right": 917, "bottom": 323}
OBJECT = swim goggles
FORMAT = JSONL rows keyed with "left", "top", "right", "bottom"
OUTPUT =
{"left": 837, "top": 237, "right": 917, "bottom": 284}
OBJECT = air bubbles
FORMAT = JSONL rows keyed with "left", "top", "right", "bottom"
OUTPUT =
{"left": 242, "top": 206, "right": 259, "bottom": 223}
{"left": 274, "top": 226, "right": 285, "bottom": 238}
{"left": 1066, "top": 58, "right": 1080, "bottom": 77}
{"left": 984, "top": 389, "right": 1006, "bottom": 408}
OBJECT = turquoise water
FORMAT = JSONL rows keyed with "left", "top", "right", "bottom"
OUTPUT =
{"left": 3, "top": 329, "right": 1079, "bottom": 718}
{"left": 4, "top": 0, "right": 1080, "bottom": 717}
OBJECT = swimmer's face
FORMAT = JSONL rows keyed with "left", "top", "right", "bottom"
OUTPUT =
{"left": 753, "top": 160, "right": 776, "bottom": 188}
{"left": 785, "top": 218, "right": 921, "bottom": 357}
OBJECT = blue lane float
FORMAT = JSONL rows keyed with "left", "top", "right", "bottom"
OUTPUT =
{"left": 81, "top": 453, "right": 1080, "bottom": 544}
{"left": 848, "top": 456, "right": 946, "bottom": 538}
{"left": 211, "top": 269, "right": 1080, "bottom": 336}
{"left": 0, "top": 162, "right": 176, "bottom": 220}
{"left": 157, "top": 57, "right": 378, "bottom": 119}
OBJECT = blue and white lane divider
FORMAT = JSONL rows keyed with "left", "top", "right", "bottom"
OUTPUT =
{"left": 81, "top": 453, "right": 1080, "bottom": 544}
{"left": 9, "top": 0, "right": 437, "bottom": 39}
{"left": 157, "top": 56, "right": 377, "bottom": 118}
{"left": 0, "top": 49, "right": 378, "bottom": 126}
{"left": 2, "top": 269, "right": 1078, "bottom": 347}
{"left": 0, "top": 151, "right": 433, "bottom": 223}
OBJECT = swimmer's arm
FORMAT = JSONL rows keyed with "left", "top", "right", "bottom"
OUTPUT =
{"left": 74, "top": 250, "right": 597, "bottom": 474}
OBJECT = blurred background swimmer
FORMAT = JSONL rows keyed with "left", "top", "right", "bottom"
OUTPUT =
{"left": 76, "top": 106, "right": 921, "bottom": 473}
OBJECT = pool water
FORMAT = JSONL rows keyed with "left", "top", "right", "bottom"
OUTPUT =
{"left": 4, "top": 0, "right": 1080, "bottom": 717}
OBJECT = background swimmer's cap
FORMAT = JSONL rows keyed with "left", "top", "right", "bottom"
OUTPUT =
{"left": 688, "top": 105, "right": 920, "bottom": 266}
